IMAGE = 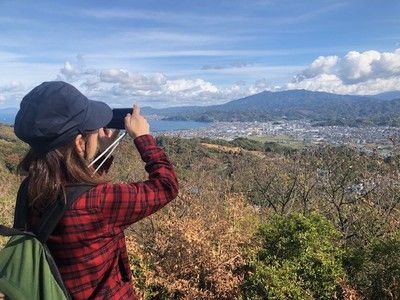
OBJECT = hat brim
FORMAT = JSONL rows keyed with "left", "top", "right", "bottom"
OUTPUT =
{"left": 82, "top": 100, "right": 113, "bottom": 132}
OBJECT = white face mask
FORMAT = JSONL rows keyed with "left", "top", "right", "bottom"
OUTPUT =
{"left": 87, "top": 131, "right": 126, "bottom": 174}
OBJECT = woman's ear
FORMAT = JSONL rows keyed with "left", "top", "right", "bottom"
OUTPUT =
{"left": 74, "top": 134, "right": 85, "bottom": 156}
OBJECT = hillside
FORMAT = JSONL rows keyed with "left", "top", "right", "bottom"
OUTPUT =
{"left": 143, "top": 89, "right": 400, "bottom": 126}
{"left": 374, "top": 90, "right": 400, "bottom": 100}
{"left": 0, "top": 124, "right": 399, "bottom": 299}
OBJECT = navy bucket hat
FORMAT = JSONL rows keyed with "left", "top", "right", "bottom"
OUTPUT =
{"left": 14, "top": 81, "right": 112, "bottom": 154}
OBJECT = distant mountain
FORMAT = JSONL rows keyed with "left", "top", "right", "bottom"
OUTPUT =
{"left": 3, "top": 90, "right": 400, "bottom": 127}
{"left": 144, "top": 89, "right": 400, "bottom": 126}
{"left": 0, "top": 108, "right": 18, "bottom": 125}
{"left": 373, "top": 90, "right": 400, "bottom": 100}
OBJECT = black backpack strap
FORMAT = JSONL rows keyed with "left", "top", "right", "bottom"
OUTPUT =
{"left": 4, "top": 178, "right": 35, "bottom": 236}
{"left": 13, "top": 177, "right": 30, "bottom": 230}
{"left": 12, "top": 179, "right": 93, "bottom": 243}
{"left": 36, "top": 184, "right": 94, "bottom": 243}
{"left": 2, "top": 180, "right": 34, "bottom": 236}
{"left": 0, "top": 224, "right": 35, "bottom": 237}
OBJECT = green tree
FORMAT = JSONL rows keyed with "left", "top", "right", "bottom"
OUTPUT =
{"left": 344, "top": 231, "right": 400, "bottom": 299}
{"left": 242, "top": 213, "right": 345, "bottom": 299}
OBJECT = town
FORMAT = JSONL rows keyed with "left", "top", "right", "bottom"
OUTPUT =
{"left": 157, "top": 120, "right": 400, "bottom": 154}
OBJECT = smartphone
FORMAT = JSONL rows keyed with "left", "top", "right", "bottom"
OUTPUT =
{"left": 106, "top": 108, "right": 132, "bottom": 129}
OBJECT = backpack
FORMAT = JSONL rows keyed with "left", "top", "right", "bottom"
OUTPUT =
{"left": 0, "top": 180, "right": 92, "bottom": 300}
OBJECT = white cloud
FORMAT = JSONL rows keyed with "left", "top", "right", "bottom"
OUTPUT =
{"left": 166, "top": 79, "right": 217, "bottom": 94}
{"left": 288, "top": 48, "right": 400, "bottom": 95}
{"left": 100, "top": 69, "right": 131, "bottom": 84}
{"left": 339, "top": 50, "right": 381, "bottom": 83}
{"left": 294, "top": 55, "right": 338, "bottom": 82}
{"left": 57, "top": 56, "right": 94, "bottom": 82}
{"left": 371, "top": 48, "right": 400, "bottom": 77}
{"left": 58, "top": 61, "right": 82, "bottom": 81}
{"left": 100, "top": 69, "right": 168, "bottom": 94}
{"left": 6, "top": 48, "right": 393, "bottom": 109}
{"left": 0, "top": 81, "right": 25, "bottom": 93}
{"left": 288, "top": 74, "right": 345, "bottom": 93}
{"left": 54, "top": 61, "right": 225, "bottom": 106}
{"left": 249, "top": 78, "right": 270, "bottom": 94}
{"left": 52, "top": 49, "right": 396, "bottom": 107}
{"left": 0, "top": 81, "right": 26, "bottom": 107}
{"left": 54, "top": 59, "right": 87, "bottom": 83}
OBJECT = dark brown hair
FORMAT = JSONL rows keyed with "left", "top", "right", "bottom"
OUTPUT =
{"left": 17, "top": 133, "right": 108, "bottom": 210}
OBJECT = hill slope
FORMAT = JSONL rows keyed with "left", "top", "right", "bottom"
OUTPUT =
{"left": 144, "top": 89, "right": 400, "bottom": 126}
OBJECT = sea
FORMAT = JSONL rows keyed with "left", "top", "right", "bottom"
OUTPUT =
{"left": 0, "top": 113, "right": 211, "bottom": 134}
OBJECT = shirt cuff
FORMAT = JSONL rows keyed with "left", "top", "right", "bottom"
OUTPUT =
{"left": 134, "top": 134, "right": 156, "bottom": 154}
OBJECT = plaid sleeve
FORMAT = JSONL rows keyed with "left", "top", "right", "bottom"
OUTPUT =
{"left": 100, "top": 134, "right": 179, "bottom": 228}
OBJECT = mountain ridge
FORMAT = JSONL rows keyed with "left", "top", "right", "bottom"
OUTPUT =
{"left": 142, "top": 89, "right": 400, "bottom": 126}
{"left": 2, "top": 89, "right": 400, "bottom": 126}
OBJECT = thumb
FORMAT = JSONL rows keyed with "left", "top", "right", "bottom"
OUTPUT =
{"left": 133, "top": 104, "right": 140, "bottom": 116}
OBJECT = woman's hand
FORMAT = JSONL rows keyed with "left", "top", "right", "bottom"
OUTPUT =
{"left": 124, "top": 104, "right": 150, "bottom": 138}
{"left": 98, "top": 128, "right": 120, "bottom": 152}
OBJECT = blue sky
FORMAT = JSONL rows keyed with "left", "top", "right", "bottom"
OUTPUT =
{"left": 1, "top": 0, "right": 400, "bottom": 108}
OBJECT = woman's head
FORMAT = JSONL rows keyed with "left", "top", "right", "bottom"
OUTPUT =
{"left": 14, "top": 81, "right": 112, "bottom": 154}
{"left": 14, "top": 81, "right": 112, "bottom": 207}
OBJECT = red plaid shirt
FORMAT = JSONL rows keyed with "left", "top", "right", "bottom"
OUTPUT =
{"left": 28, "top": 134, "right": 178, "bottom": 299}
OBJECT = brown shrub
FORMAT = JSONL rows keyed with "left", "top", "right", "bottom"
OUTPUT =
{"left": 125, "top": 183, "right": 260, "bottom": 299}
{"left": 336, "top": 281, "right": 364, "bottom": 300}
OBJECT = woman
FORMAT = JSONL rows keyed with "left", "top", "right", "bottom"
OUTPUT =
{"left": 13, "top": 81, "right": 179, "bottom": 299}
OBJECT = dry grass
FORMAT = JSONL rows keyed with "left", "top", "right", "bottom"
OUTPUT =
{"left": 0, "top": 165, "right": 22, "bottom": 247}
{"left": 125, "top": 176, "right": 261, "bottom": 299}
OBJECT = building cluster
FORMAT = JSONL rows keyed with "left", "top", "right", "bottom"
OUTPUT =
{"left": 157, "top": 120, "right": 400, "bottom": 154}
